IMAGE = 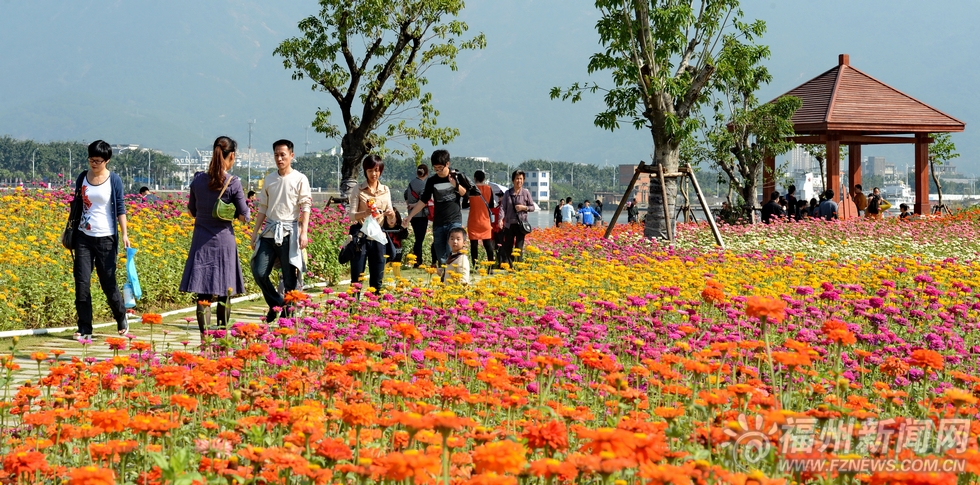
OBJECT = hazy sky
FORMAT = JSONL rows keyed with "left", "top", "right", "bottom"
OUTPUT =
{"left": 0, "top": 0, "right": 977, "bottom": 173}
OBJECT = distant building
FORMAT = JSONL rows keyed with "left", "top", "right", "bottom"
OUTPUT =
{"left": 111, "top": 144, "right": 141, "bottom": 155}
{"left": 863, "top": 156, "right": 886, "bottom": 176}
{"left": 789, "top": 146, "right": 816, "bottom": 172}
{"left": 619, "top": 165, "right": 650, "bottom": 206}
{"left": 524, "top": 170, "right": 550, "bottom": 203}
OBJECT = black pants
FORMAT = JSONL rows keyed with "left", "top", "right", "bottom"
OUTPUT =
{"left": 409, "top": 216, "right": 428, "bottom": 266}
{"left": 500, "top": 224, "right": 527, "bottom": 267}
{"left": 470, "top": 239, "right": 495, "bottom": 265}
{"left": 73, "top": 232, "right": 126, "bottom": 335}
{"left": 351, "top": 239, "right": 387, "bottom": 291}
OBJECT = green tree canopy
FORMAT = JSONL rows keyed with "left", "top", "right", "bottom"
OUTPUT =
{"left": 274, "top": 0, "right": 486, "bottom": 198}
{"left": 551, "top": 0, "right": 766, "bottom": 239}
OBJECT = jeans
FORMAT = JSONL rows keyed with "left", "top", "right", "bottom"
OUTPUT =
{"left": 73, "top": 232, "right": 126, "bottom": 335}
{"left": 250, "top": 236, "right": 299, "bottom": 311}
{"left": 431, "top": 221, "right": 462, "bottom": 265}
{"left": 500, "top": 223, "right": 527, "bottom": 267}
{"left": 409, "top": 216, "right": 428, "bottom": 266}
{"left": 350, "top": 239, "right": 387, "bottom": 291}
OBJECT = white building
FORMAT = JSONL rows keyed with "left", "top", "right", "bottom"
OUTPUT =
{"left": 524, "top": 170, "right": 551, "bottom": 203}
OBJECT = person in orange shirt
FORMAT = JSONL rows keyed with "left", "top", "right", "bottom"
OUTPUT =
{"left": 467, "top": 170, "right": 495, "bottom": 266}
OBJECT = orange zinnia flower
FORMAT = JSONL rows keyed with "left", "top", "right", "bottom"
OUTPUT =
{"left": 576, "top": 427, "right": 636, "bottom": 459}
{"left": 521, "top": 420, "right": 569, "bottom": 452}
{"left": 941, "top": 388, "right": 978, "bottom": 407}
{"left": 909, "top": 349, "right": 944, "bottom": 371}
{"left": 529, "top": 458, "right": 578, "bottom": 480}
{"left": 88, "top": 409, "right": 130, "bottom": 434}
{"left": 340, "top": 402, "right": 377, "bottom": 428}
{"left": 472, "top": 440, "right": 527, "bottom": 474}
{"left": 700, "top": 280, "right": 725, "bottom": 305}
{"left": 466, "top": 472, "right": 518, "bottom": 485}
{"left": 745, "top": 296, "right": 787, "bottom": 323}
{"left": 283, "top": 290, "right": 309, "bottom": 304}
{"left": 315, "top": 437, "right": 353, "bottom": 462}
{"left": 653, "top": 406, "right": 685, "bottom": 421}
{"left": 3, "top": 450, "right": 48, "bottom": 477}
{"left": 431, "top": 410, "right": 473, "bottom": 433}
{"left": 68, "top": 465, "right": 116, "bottom": 485}
{"left": 140, "top": 313, "right": 163, "bottom": 324}
{"left": 380, "top": 449, "right": 439, "bottom": 482}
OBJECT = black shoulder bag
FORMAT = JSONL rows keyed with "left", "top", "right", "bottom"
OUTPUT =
{"left": 510, "top": 192, "right": 532, "bottom": 235}
{"left": 61, "top": 171, "right": 87, "bottom": 252}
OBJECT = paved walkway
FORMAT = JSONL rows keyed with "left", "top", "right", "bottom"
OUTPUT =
{"left": 3, "top": 297, "right": 287, "bottom": 389}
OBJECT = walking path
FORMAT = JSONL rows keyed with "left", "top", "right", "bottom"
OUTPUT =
{"left": 2, "top": 295, "right": 312, "bottom": 389}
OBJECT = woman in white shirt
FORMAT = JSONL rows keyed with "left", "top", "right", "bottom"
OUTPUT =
{"left": 347, "top": 154, "right": 396, "bottom": 293}
{"left": 70, "top": 140, "right": 131, "bottom": 339}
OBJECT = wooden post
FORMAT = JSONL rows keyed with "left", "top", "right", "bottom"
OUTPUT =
{"left": 603, "top": 161, "right": 645, "bottom": 239}
{"left": 843, "top": 144, "right": 862, "bottom": 219}
{"left": 826, "top": 137, "right": 841, "bottom": 202}
{"left": 686, "top": 164, "right": 725, "bottom": 249}
{"left": 657, "top": 164, "right": 673, "bottom": 241}
{"left": 762, "top": 155, "right": 776, "bottom": 207}
{"left": 914, "top": 134, "right": 930, "bottom": 215}
{"left": 848, "top": 144, "right": 862, "bottom": 189}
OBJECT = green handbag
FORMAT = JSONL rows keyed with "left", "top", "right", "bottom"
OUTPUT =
{"left": 212, "top": 174, "right": 237, "bottom": 221}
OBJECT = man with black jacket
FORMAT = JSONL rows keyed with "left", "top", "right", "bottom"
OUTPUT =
{"left": 407, "top": 150, "right": 467, "bottom": 266}
{"left": 761, "top": 191, "right": 784, "bottom": 224}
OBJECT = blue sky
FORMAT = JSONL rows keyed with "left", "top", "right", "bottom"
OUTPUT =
{"left": 0, "top": 0, "right": 976, "bottom": 174}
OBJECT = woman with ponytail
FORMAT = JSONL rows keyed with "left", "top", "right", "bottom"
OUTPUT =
{"left": 179, "top": 136, "right": 250, "bottom": 334}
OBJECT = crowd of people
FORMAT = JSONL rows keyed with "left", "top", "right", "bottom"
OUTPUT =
{"left": 66, "top": 140, "right": 655, "bottom": 339}
{"left": 750, "top": 184, "right": 912, "bottom": 224}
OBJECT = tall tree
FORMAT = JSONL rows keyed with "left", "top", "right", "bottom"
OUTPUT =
{"left": 706, "top": 38, "right": 799, "bottom": 219}
{"left": 929, "top": 132, "right": 959, "bottom": 213}
{"left": 274, "top": 0, "right": 486, "bottom": 198}
{"left": 552, "top": 0, "right": 764, "bottom": 239}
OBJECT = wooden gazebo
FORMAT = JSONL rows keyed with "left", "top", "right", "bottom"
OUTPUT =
{"left": 763, "top": 54, "right": 965, "bottom": 216}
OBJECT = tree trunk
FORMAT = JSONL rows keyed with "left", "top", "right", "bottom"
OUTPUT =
{"left": 740, "top": 179, "right": 759, "bottom": 223}
{"left": 930, "top": 160, "right": 943, "bottom": 210}
{"left": 643, "top": 138, "right": 679, "bottom": 239}
{"left": 339, "top": 134, "right": 368, "bottom": 199}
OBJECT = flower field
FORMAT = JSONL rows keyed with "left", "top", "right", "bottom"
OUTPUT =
{"left": 0, "top": 187, "right": 349, "bottom": 330}
{"left": 3, "top": 197, "right": 980, "bottom": 483}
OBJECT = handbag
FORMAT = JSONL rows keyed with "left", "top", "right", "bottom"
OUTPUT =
{"left": 61, "top": 171, "right": 86, "bottom": 250}
{"left": 338, "top": 223, "right": 365, "bottom": 265}
{"left": 212, "top": 175, "right": 237, "bottom": 221}
{"left": 124, "top": 247, "right": 142, "bottom": 308}
{"left": 509, "top": 192, "right": 532, "bottom": 235}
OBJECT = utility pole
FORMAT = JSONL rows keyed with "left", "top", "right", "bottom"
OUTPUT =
{"left": 247, "top": 119, "right": 256, "bottom": 189}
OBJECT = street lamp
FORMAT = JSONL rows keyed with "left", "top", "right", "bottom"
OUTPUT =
{"left": 142, "top": 149, "right": 152, "bottom": 188}
{"left": 31, "top": 148, "right": 38, "bottom": 184}
{"left": 181, "top": 149, "right": 191, "bottom": 189}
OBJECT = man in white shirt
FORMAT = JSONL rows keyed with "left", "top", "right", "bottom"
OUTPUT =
{"left": 560, "top": 196, "right": 575, "bottom": 224}
{"left": 249, "top": 139, "right": 312, "bottom": 323}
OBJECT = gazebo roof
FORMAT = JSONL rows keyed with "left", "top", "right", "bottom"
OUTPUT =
{"left": 778, "top": 54, "right": 965, "bottom": 135}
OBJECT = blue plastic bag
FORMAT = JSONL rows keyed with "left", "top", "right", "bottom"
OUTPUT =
{"left": 126, "top": 247, "right": 142, "bottom": 301}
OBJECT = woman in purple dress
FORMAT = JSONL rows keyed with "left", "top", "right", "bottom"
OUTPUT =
{"left": 180, "top": 136, "right": 250, "bottom": 333}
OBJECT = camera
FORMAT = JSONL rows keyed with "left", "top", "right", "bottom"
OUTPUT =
{"left": 450, "top": 169, "right": 473, "bottom": 191}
